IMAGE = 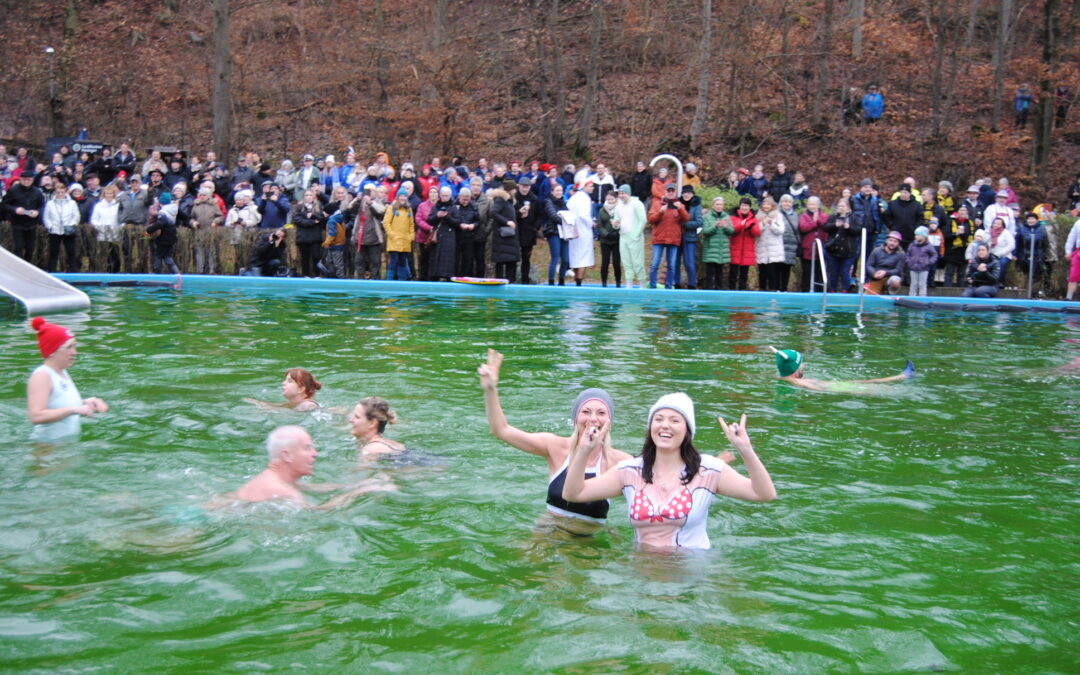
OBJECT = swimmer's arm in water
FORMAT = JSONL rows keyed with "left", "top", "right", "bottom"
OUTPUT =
{"left": 27, "top": 369, "right": 104, "bottom": 423}
{"left": 478, "top": 348, "right": 558, "bottom": 459}
{"left": 298, "top": 480, "right": 348, "bottom": 494}
{"left": 562, "top": 419, "right": 623, "bottom": 503}
{"left": 781, "top": 376, "right": 832, "bottom": 392}
{"left": 243, "top": 397, "right": 283, "bottom": 411}
{"left": 715, "top": 415, "right": 777, "bottom": 502}
{"left": 309, "top": 477, "right": 398, "bottom": 511}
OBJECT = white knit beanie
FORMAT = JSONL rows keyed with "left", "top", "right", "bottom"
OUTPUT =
{"left": 647, "top": 393, "right": 696, "bottom": 438}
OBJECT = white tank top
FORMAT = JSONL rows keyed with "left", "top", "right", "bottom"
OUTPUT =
{"left": 30, "top": 365, "right": 82, "bottom": 441}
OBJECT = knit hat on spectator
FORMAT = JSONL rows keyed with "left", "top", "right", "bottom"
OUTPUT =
{"left": 915, "top": 226, "right": 929, "bottom": 237}
{"left": 966, "top": 185, "right": 979, "bottom": 193}
{"left": 681, "top": 185, "right": 695, "bottom": 194}
{"left": 860, "top": 178, "right": 874, "bottom": 187}
{"left": 618, "top": 184, "right": 631, "bottom": 195}
{"left": 774, "top": 348, "right": 803, "bottom": 377}
{"left": 887, "top": 231, "right": 902, "bottom": 241}
{"left": 899, "top": 184, "right": 911, "bottom": 193}
{"left": 647, "top": 392, "right": 696, "bottom": 439}
{"left": 159, "top": 192, "right": 172, "bottom": 205}
{"left": 69, "top": 183, "right": 84, "bottom": 193}
{"left": 685, "top": 162, "right": 697, "bottom": 172}
{"left": 938, "top": 180, "right": 953, "bottom": 192}
{"left": 31, "top": 317, "right": 74, "bottom": 358}
{"left": 996, "top": 190, "right": 1009, "bottom": 198}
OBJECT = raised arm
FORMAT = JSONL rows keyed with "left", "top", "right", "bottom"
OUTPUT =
{"left": 713, "top": 415, "right": 777, "bottom": 502}
{"left": 478, "top": 348, "right": 560, "bottom": 458}
{"left": 561, "top": 418, "right": 623, "bottom": 503}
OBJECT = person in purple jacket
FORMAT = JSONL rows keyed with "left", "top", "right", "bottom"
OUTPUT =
{"left": 905, "top": 226, "right": 939, "bottom": 296}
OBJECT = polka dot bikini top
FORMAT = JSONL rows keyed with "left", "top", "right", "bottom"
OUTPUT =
{"left": 630, "top": 487, "right": 694, "bottom": 523}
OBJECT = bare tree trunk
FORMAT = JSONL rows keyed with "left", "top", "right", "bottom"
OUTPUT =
{"left": 851, "top": 0, "right": 865, "bottom": 59}
{"left": 779, "top": 0, "right": 791, "bottom": 125}
{"left": 373, "top": 0, "right": 396, "bottom": 157}
{"left": 689, "top": 0, "right": 713, "bottom": 150}
{"left": 1065, "top": 0, "right": 1080, "bottom": 49}
{"left": 48, "top": 0, "right": 80, "bottom": 137}
{"left": 535, "top": 2, "right": 555, "bottom": 160}
{"left": 926, "top": 2, "right": 946, "bottom": 136}
{"left": 812, "top": 0, "right": 834, "bottom": 126}
{"left": 211, "top": 0, "right": 233, "bottom": 163}
{"left": 575, "top": 0, "right": 601, "bottom": 156}
{"left": 1031, "top": 0, "right": 1059, "bottom": 181}
{"left": 990, "top": 0, "right": 1013, "bottom": 131}
{"left": 549, "top": 0, "right": 566, "bottom": 149}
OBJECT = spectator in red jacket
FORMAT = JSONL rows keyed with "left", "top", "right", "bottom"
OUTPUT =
{"left": 728, "top": 197, "right": 761, "bottom": 290}
{"left": 647, "top": 182, "right": 688, "bottom": 289}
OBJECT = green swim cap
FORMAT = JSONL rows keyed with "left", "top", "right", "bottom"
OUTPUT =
{"left": 776, "top": 349, "right": 803, "bottom": 377}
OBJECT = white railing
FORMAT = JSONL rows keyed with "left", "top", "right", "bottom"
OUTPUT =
{"left": 858, "top": 227, "right": 867, "bottom": 312}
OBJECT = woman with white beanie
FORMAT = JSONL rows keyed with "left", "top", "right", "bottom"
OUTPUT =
{"left": 562, "top": 393, "right": 776, "bottom": 549}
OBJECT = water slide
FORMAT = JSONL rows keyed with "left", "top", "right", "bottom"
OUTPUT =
{"left": 0, "top": 245, "right": 91, "bottom": 314}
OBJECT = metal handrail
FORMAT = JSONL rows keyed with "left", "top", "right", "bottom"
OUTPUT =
{"left": 858, "top": 227, "right": 867, "bottom": 312}
{"left": 812, "top": 238, "right": 829, "bottom": 292}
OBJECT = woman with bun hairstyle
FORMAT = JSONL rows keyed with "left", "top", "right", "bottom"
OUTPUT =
{"left": 562, "top": 393, "right": 776, "bottom": 550}
{"left": 350, "top": 396, "right": 405, "bottom": 457}
{"left": 245, "top": 368, "right": 322, "bottom": 412}
{"left": 26, "top": 317, "right": 109, "bottom": 440}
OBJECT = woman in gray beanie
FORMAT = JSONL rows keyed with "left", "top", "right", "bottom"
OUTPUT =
{"left": 478, "top": 348, "right": 631, "bottom": 535}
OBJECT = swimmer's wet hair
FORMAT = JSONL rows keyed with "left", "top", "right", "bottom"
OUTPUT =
{"left": 360, "top": 396, "right": 397, "bottom": 433}
{"left": 286, "top": 368, "right": 322, "bottom": 397}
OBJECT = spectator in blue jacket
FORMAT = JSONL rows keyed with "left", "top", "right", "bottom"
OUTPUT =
{"left": 737, "top": 165, "right": 769, "bottom": 201}
{"left": 674, "top": 184, "right": 702, "bottom": 289}
{"left": 256, "top": 182, "right": 291, "bottom": 229}
{"left": 1014, "top": 84, "right": 1034, "bottom": 127}
{"left": 852, "top": 178, "right": 884, "bottom": 245}
{"left": 862, "top": 84, "right": 884, "bottom": 124}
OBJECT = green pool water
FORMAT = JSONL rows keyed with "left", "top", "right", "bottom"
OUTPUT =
{"left": 1, "top": 288, "right": 1078, "bottom": 673}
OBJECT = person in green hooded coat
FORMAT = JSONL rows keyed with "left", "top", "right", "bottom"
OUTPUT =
{"left": 613, "top": 184, "right": 647, "bottom": 288}
{"left": 772, "top": 347, "right": 915, "bottom": 392}
{"left": 701, "top": 196, "right": 734, "bottom": 289}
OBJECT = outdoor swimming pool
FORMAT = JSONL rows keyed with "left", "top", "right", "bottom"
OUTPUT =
{"left": 1, "top": 285, "right": 1077, "bottom": 672}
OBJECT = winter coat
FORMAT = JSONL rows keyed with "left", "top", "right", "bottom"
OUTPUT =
{"left": 777, "top": 208, "right": 801, "bottom": 265}
{"left": 1, "top": 183, "right": 45, "bottom": 230}
{"left": 415, "top": 200, "right": 436, "bottom": 244}
{"left": 737, "top": 175, "right": 769, "bottom": 200}
{"left": 90, "top": 198, "right": 126, "bottom": 243}
{"left": 787, "top": 182, "right": 810, "bottom": 207}
{"left": 597, "top": 204, "right": 619, "bottom": 245}
{"left": 361, "top": 201, "right": 387, "bottom": 246}
{"left": 1015, "top": 222, "right": 1047, "bottom": 266}
{"left": 256, "top": 194, "right": 291, "bottom": 229}
{"left": 866, "top": 245, "right": 905, "bottom": 278}
{"left": 701, "top": 209, "right": 734, "bottom": 265}
{"left": 226, "top": 203, "right": 261, "bottom": 229}
{"left": 729, "top": 210, "right": 761, "bottom": 265}
{"left": 383, "top": 203, "right": 416, "bottom": 254}
{"left": 942, "top": 215, "right": 974, "bottom": 265}
{"left": 43, "top": 196, "right": 81, "bottom": 235}
{"left": 966, "top": 253, "right": 1000, "bottom": 286}
{"left": 489, "top": 189, "right": 520, "bottom": 264}
{"left": 447, "top": 200, "right": 480, "bottom": 245}
{"left": 120, "top": 187, "right": 153, "bottom": 226}
{"left": 851, "top": 193, "right": 884, "bottom": 237}
{"left": 647, "top": 199, "right": 689, "bottom": 246}
{"left": 989, "top": 227, "right": 1015, "bottom": 260}
{"left": 275, "top": 169, "right": 298, "bottom": 195}
{"left": 680, "top": 195, "right": 702, "bottom": 244}
{"left": 754, "top": 209, "right": 787, "bottom": 264}
{"left": 473, "top": 192, "right": 492, "bottom": 240}
{"left": 905, "top": 239, "right": 939, "bottom": 272}
{"left": 885, "top": 197, "right": 923, "bottom": 244}
{"left": 629, "top": 170, "right": 653, "bottom": 204}
{"left": 862, "top": 92, "right": 884, "bottom": 119}
{"left": 767, "top": 171, "right": 794, "bottom": 202}
{"left": 323, "top": 212, "right": 348, "bottom": 250}
{"left": 512, "top": 190, "right": 541, "bottom": 247}
{"left": 799, "top": 209, "right": 830, "bottom": 260}
{"left": 192, "top": 199, "right": 225, "bottom": 230}
{"left": 542, "top": 196, "right": 567, "bottom": 238}
{"left": 428, "top": 199, "right": 458, "bottom": 278}
{"left": 291, "top": 201, "right": 326, "bottom": 244}
{"left": 822, "top": 213, "right": 866, "bottom": 260}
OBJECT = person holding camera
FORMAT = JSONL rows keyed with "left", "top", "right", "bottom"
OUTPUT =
{"left": 646, "top": 182, "right": 688, "bottom": 289}
{"left": 822, "top": 198, "right": 865, "bottom": 292}
{"left": 245, "top": 228, "right": 286, "bottom": 276}
{"left": 256, "top": 182, "right": 290, "bottom": 230}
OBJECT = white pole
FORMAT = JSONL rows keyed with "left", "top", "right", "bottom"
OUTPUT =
{"left": 859, "top": 227, "right": 867, "bottom": 311}
{"left": 649, "top": 154, "right": 684, "bottom": 193}
{"left": 815, "top": 238, "right": 828, "bottom": 293}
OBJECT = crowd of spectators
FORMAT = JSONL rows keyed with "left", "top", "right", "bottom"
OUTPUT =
{"left": 3, "top": 141, "right": 1079, "bottom": 298}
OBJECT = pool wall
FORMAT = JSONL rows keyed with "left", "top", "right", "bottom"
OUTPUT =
{"left": 52, "top": 273, "right": 1076, "bottom": 313}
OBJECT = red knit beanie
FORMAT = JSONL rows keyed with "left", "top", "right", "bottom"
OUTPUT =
{"left": 31, "top": 317, "right": 75, "bottom": 358}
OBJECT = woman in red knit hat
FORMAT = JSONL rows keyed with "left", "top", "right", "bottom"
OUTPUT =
{"left": 26, "top": 317, "right": 108, "bottom": 440}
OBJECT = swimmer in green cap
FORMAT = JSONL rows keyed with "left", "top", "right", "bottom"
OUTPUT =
{"left": 771, "top": 346, "right": 915, "bottom": 392}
